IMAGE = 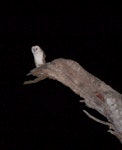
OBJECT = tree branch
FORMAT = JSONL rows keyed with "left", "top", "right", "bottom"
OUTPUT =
{"left": 24, "top": 58, "right": 122, "bottom": 143}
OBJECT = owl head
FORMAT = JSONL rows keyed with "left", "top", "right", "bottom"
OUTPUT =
{"left": 31, "top": 45, "right": 42, "bottom": 54}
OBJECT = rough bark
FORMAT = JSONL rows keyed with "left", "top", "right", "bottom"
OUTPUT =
{"left": 24, "top": 58, "right": 122, "bottom": 143}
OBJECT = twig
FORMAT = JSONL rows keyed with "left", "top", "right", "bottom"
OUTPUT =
{"left": 83, "top": 110, "right": 114, "bottom": 130}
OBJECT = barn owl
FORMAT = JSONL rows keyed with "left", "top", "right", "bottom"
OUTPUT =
{"left": 31, "top": 45, "right": 46, "bottom": 67}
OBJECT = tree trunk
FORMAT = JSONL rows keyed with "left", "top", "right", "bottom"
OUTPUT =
{"left": 24, "top": 58, "right": 122, "bottom": 143}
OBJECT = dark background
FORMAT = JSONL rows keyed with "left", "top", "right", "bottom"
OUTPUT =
{"left": 0, "top": 4, "right": 122, "bottom": 149}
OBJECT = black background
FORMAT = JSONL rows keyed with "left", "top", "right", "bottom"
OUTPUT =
{"left": 0, "top": 3, "right": 122, "bottom": 149}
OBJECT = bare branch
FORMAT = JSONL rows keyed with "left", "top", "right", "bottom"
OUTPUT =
{"left": 24, "top": 58, "right": 122, "bottom": 143}
{"left": 83, "top": 110, "right": 114, "bottom": 129}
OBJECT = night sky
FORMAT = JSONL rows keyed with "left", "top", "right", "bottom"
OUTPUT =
{"left": 0, "top": 4, "right": 122, "bottom": 149}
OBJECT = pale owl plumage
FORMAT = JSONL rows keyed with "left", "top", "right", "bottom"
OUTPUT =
{"left": 31, "top": 45, "right": 45, "bottom": 67}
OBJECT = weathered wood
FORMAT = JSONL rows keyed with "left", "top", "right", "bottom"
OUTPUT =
{"left": 24, "top": 58, "right": 122, "bottom": 143}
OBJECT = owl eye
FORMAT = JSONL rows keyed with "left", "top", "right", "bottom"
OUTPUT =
{"left": 33, "top": 47, "right": 38, "bottom": 52}
{"left": 31, "top": 46, "right": 39, "bottom": 53}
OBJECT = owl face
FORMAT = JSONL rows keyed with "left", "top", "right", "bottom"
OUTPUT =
{"left": 31, "top": 45, "right": 41, "bottom": 54}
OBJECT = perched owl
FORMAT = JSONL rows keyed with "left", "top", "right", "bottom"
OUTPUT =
{"left": 31, "top": 45, "right": 46, "bottom": 67}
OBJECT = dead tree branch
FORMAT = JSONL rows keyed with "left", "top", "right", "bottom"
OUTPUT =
{"left": 24, "top": 58, "right": 122, "bottom": 143}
